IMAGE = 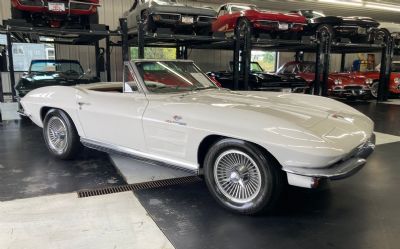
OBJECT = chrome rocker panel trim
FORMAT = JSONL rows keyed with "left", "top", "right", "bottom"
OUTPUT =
{"left": 282, "top": 133, "right": 376, "bottom": 180}
{"left": 80, "top": 138, "right": 199, "bottom": 175}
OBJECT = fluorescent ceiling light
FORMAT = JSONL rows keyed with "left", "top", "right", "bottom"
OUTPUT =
{"left": 318, "top": 0, "right": 363, "bottom": 7}
{"left": 365, "top": 2, "right": 400, "bottom": 12}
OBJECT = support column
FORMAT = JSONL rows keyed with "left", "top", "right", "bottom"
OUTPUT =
{"left": 105, "top": 36, "right": 111, "bottom": 82}
{"left": 378, "top": 29, "right": 393, "bottom": 102}
{"left": 242, "top": 21, "right": 252, "bottom": 91}
{"left": 94, "top": 41, "right": 101, "bottom": 78}
{"left": 340, "top": 53, "right": 346, "bottom": 72}
{"left": 120, "top": 18, "right": 129, "bottom": 62}
{"left": 137, "top": 21, "right": 145, "bottom": 59}
{"left": 233, "top": 25, "right": 241, "bottom": 90}
{"left": 6, "top": 32, "right": 16, "bottom": 102}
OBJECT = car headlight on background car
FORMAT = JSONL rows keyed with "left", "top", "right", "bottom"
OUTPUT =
{"left": 394, "top": 78, "right": 400, "bottom": 84}
{"left": 365, "top": 78, "right": 373, "bottom": 85}
{"left": 334, "top": 79, "right": 342, "bottom": 85}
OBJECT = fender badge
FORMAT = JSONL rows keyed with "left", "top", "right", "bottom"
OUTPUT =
{"left": 166, "top": 115, "right": 187, "bottom": 126}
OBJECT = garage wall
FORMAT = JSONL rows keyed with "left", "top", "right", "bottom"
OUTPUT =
{"left": 0, "top": 0, "right": 11, "bottom": 21}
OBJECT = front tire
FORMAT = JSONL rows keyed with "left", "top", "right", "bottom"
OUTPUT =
{"left": 370, "top": 81, "right": 379, "bottom": 98}
{"left": 43, "top": 109, "right": 82, "bottom": 160}
{"left": 204, "top": 139, "right": 285, "bottom": 215}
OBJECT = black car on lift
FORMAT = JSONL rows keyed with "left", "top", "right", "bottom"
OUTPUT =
{"left": 208, "top": 62, "right": 308, "bottom": 93}
{"left": 291, "top": 10, "right": 380, "bottom": 43}
{"left": 15, "top": 59, "right": 99, "bottom": 99}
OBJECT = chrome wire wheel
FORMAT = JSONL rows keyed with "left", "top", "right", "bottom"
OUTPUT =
{"left": 214, "top": 150, "right": 262, "bottom": 204}
{"left": 371, "top": 82, "right": 379, "bottom": 98}
{"left": 46, "top": 116, "right": 68, "bottom": 154}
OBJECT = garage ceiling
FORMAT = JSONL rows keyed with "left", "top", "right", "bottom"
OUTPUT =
{"left": 193, "top": 0, "right": 400, "bottom": 24}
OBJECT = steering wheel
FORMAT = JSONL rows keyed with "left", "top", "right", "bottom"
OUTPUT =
{"left": 64, "top": 69, "right": 79, "bottom": 75}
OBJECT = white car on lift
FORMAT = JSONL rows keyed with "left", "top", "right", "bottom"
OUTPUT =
{"left": 20, "top": 59, "right": 375, "bottom": 215}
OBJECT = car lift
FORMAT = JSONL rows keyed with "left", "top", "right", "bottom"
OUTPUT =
{"left": 0, "top": 20, "right": 114, "bottom": 102}
{"left": 118, "top": 18, "right": 394, "bottom": 102}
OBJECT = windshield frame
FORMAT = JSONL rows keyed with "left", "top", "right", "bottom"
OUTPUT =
{"left": 29, "top": 60, "right": 84, "bottom": 75}
{"left": 131, "top": 60, "right": 219, "bottom": 94}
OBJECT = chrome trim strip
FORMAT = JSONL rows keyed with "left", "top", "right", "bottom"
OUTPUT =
{"left": 80, "top": 138, "right": 199, "bottom": 175}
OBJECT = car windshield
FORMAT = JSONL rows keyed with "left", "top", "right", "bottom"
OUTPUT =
{"left": 251, "top": 62, "right": 264, "bottom": 73}
{"left": 301, "top": 10, "right": 325, "bottom": 19}
{"left": 136, "top": 61, "right": 218, "bottom": 93}
{"left": 230, "top": 5, "right": 256, "bottom": 12}
{"left": 298, "top": 63, "right": 316, "bottom": 73}
{"left": 30, "top": 60, "right": 84, "bottom": 75}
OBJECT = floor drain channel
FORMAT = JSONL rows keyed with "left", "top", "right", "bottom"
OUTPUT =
{"left": 77, "top": 176, "right": 202, "bottom": 198}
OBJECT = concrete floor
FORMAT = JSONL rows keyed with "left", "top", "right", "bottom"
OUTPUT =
{"left": 0, "top": 100, "right": 400, "bottom": 249}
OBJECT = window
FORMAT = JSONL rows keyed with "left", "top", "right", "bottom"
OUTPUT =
{"left": 251, "top": 50, "right": 277, "bottom": 72}
{"left": 130, "top": 47, "right": 176, "bottom": 60}
{"left": 123, "top": 65, "right": 139, "bottom": 93}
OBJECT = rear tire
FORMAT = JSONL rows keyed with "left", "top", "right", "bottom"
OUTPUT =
{"left": 370, "top": 81, "right": 379, "bottom": 99}
{"left": 43, "top": 109, "right": 82, "bottom": 160}
{"left": 204, "top": 139, "right": 285, "bottom": 215}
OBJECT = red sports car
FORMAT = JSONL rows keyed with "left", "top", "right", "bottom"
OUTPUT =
{"left": 11, "top": 0, "right": 100, "bottom": 28}
{"left": 277, "top": 61, "right": 373, "bottom": 99}
{"left": 356, "top": 61, "right": 400, "bottom": 98}
{"left": 212, "top": 3, "right": 306, "bottom": 38}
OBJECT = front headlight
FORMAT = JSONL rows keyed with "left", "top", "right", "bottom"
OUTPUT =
{"left": 365, "top": 78, "right": 373, "bottom": 85}
{"left": 394, "top": 78, "right": 400, "bottom": 84}
{"left": 334, "top": 79, "right": 342, "bottom": 85}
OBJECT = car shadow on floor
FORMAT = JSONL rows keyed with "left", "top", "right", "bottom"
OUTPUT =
{"left": 0, "top": 120, "right": 126, "bottom": 201}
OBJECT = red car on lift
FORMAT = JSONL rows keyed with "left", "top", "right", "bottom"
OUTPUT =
{"left": 10, "top": 0, "right": 100, "bottom": 28}
{"left": 356, "top": 61, "right": 400, "bottom": 98}
{"left": 212, "top": 3, "right": 306, "bottom": 38}
{"left": 277, "top": 61, "right": 373, "bottom": 99}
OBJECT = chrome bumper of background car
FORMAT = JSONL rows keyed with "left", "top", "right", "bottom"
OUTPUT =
{"left": 284, "top": 133, "right": 376, "bottom": 188}
{"left": 331, "top": 89, "right": 370, "bottom": 97}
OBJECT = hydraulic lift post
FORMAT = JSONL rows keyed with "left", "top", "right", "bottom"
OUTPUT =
{"left": 378, "top": 28, "right": 393, "bottom": 102}
{"left": 233, "top": 25, "right": 241, "bottom": 90}
{"left": 105, "top": 35, "right": 111, "bottom": 82}
{"left": 6, "top": 32, "right": 16, "bottom": 102}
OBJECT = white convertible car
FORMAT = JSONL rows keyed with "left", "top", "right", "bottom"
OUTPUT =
{"left": 20, "top": 59, "right": 375, "bottom": 214}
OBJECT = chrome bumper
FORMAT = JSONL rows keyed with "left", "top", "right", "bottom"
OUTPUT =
{"left": 284, "top": 133, "right": 376, "bottom": 183}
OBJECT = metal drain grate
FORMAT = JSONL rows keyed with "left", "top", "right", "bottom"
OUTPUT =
{"left": 77, "top": 176, "right": 202, "bottom": 198}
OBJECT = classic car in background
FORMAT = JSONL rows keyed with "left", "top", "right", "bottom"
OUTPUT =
{"left": 11, "top": 0, "right": 100, "bottom": 28}
{"left": 208, "top": 62, "right": 308, "bottom": 93}
{"left": 212, "top": 3, "right": 306, "bottom": 38}
{"left": 291, "top": 10, "right": 380, "bottom": 43}
{"left": 277, "top": 61, "right": 373, "bottom": 99}
{"left": 15, "top": 59, "right": 99, "bottom": 99}
{"left": 126, "top": 0, "right": 217, "bottom": 35}
{"left": 357, "top": 61, "right": 400, "bottom": 98}
{"left": 20, "top": 59, "right": 375, "bottom": 214}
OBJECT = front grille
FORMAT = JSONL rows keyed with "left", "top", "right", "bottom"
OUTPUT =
{"left": 77, "top": 176, "right": 201, "bottom": 198}
{"left": 344, "top": 85, "right": 363, "bottom": 90}
{"left": 197, "top": 16, "right": 215, "bottom": 22}
{"left": 20, "top": 0, "right": 43, "bottom": 6}
{"left": 159, "top": 14, "right": 180, "bottom": 21}
{"left": 70, "top": 3, "right": 92, "bottom": 10}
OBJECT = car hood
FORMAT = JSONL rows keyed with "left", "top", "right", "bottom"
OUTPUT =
{"left": 329, "top": 72, "right": 369, "bottom": 84}
{"left": 180, "top": 89, "right": 371, "bottom": 131}
{"left": 151, "top": 3, "right": 216, "bottom": 16}
{"left": 245, "top": 9, "right": 306, "bottom": 23}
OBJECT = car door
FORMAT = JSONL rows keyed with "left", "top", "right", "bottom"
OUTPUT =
{"left": 76, "top": 64, "right": 148, "bottom": 151}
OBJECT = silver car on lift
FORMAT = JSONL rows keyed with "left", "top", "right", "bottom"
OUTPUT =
{"left": 126, "top": 0, "right": 217, "bottom": 35}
